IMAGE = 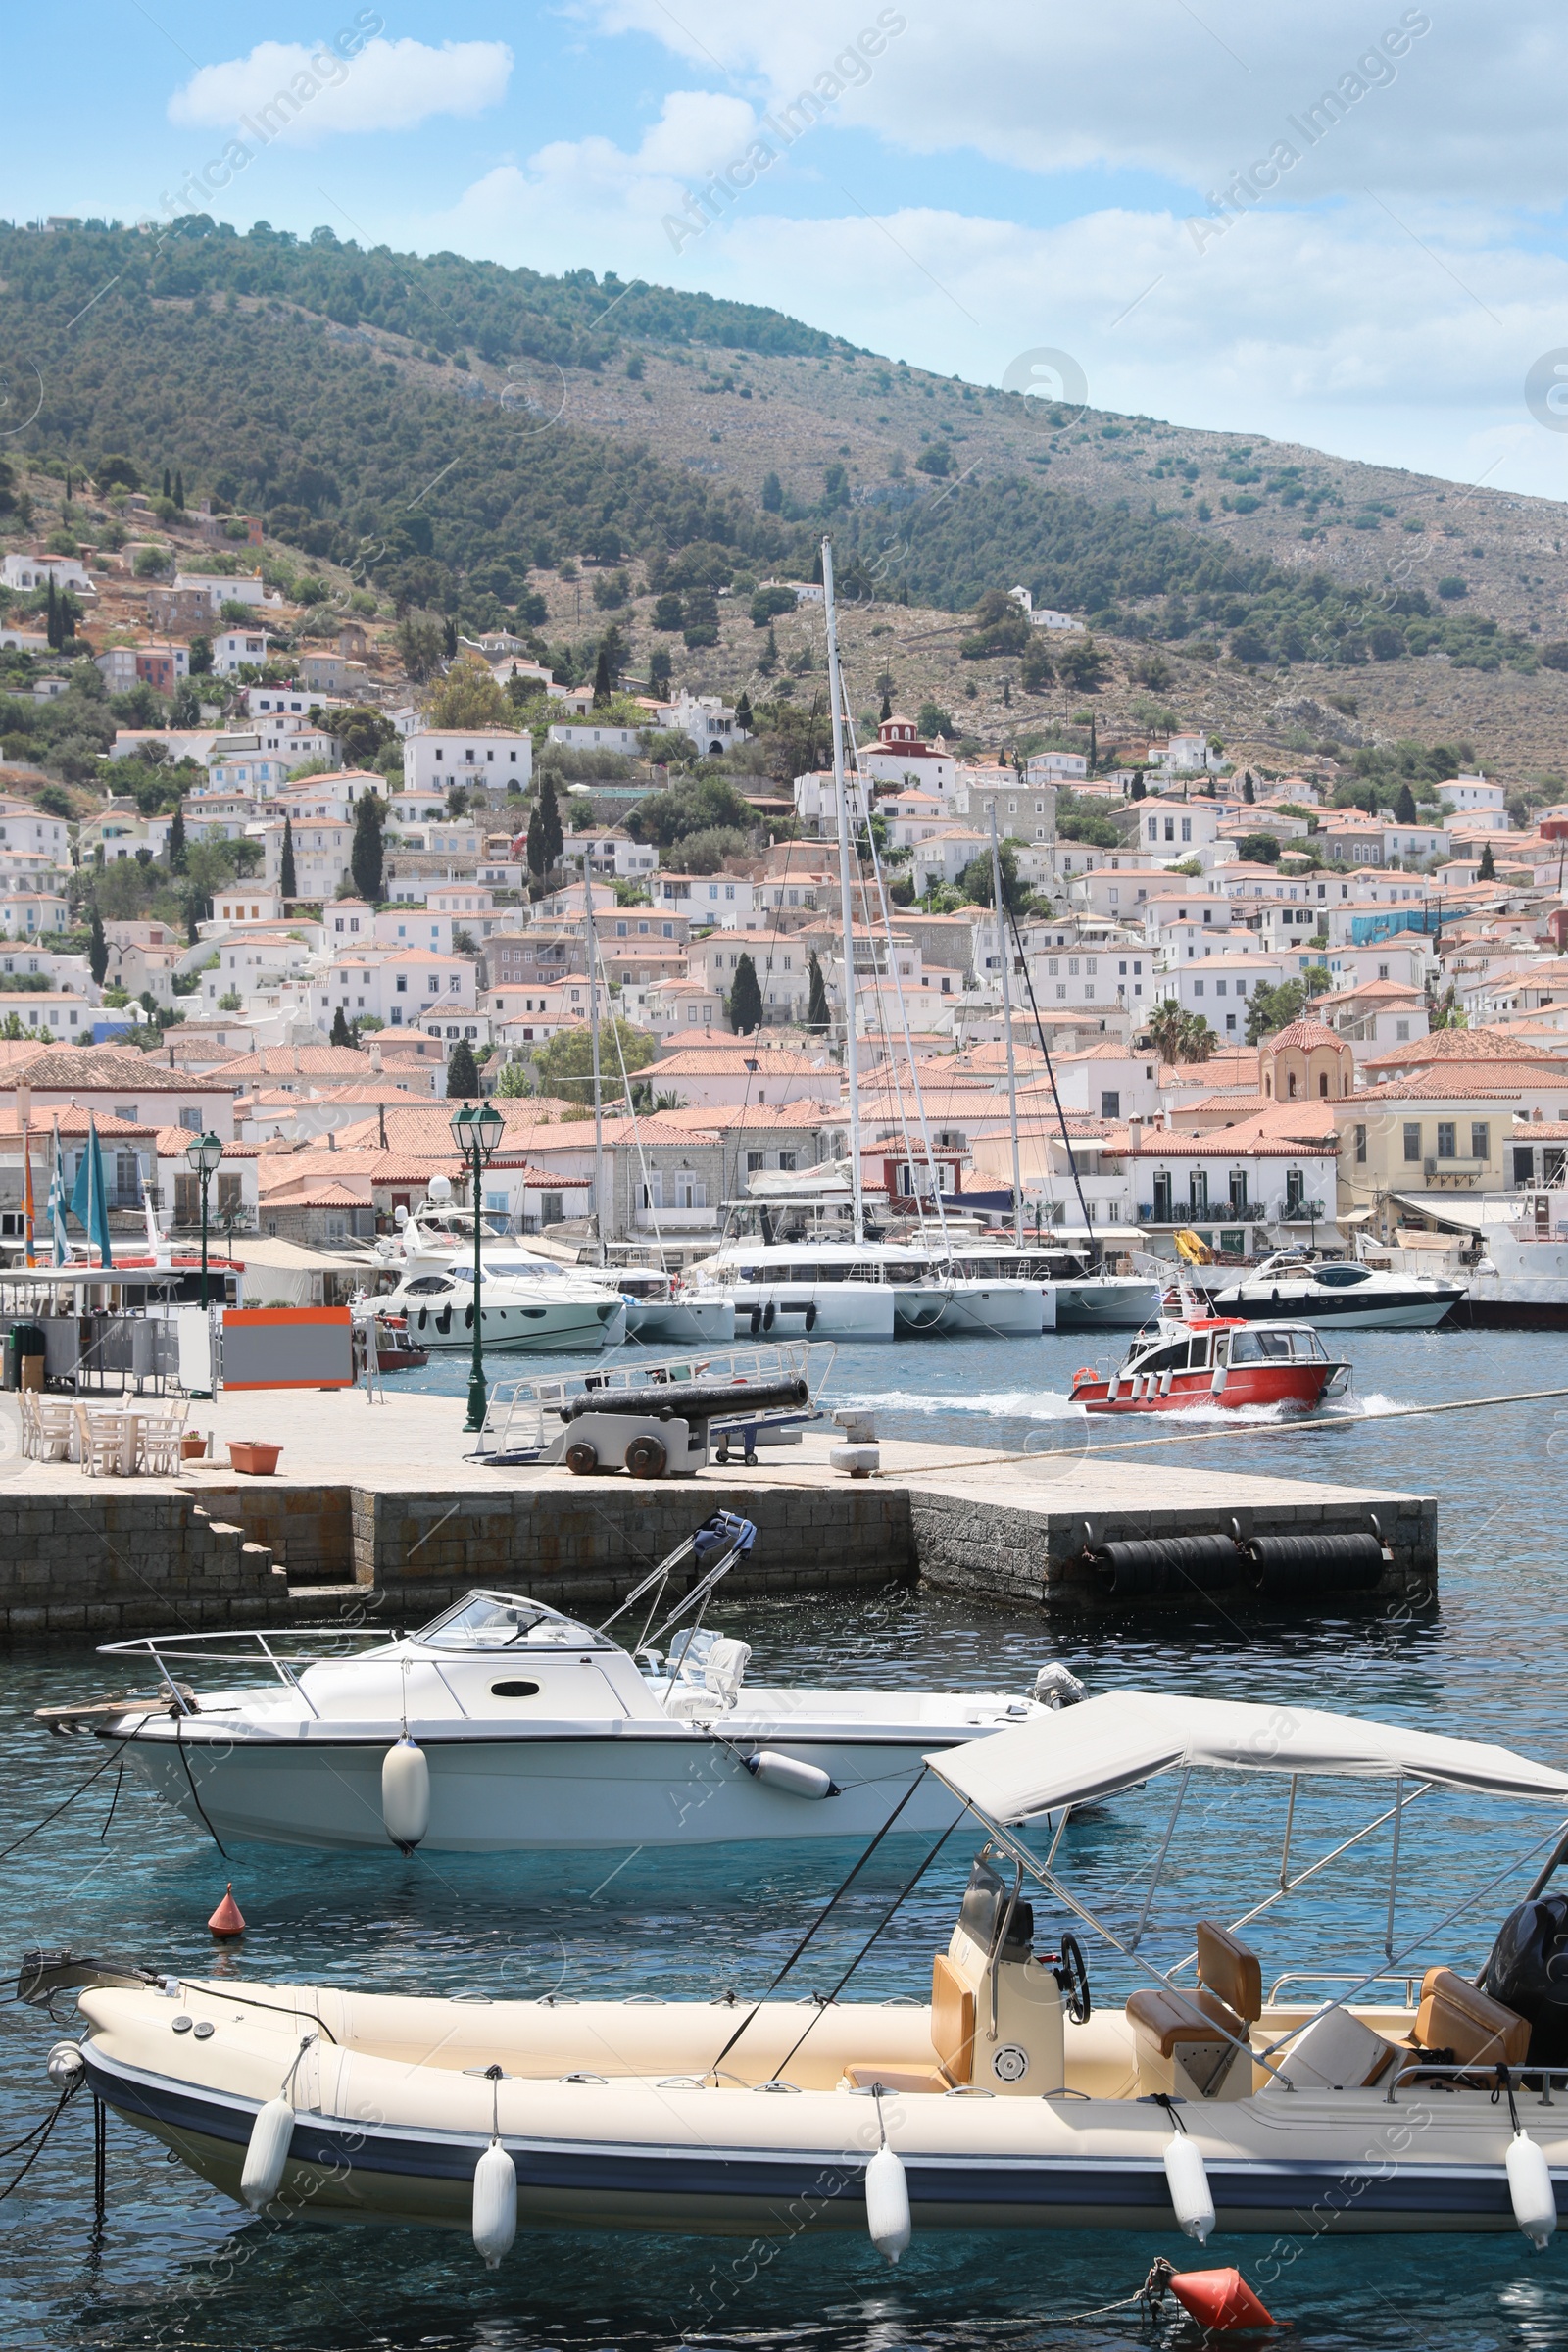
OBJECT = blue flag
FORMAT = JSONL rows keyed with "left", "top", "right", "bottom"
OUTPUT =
{"left": 69, "top": 1115, "right": 114, "bottom": 1268}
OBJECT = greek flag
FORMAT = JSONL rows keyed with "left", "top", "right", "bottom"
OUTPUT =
{"left": 46, "top": 1120, "right": 70, "bottom": 1266}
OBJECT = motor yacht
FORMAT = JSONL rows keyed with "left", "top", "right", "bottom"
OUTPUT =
{"left": 1208, "top": 1249, "right": 1463, "bottom": 1331}
{"left": 45, "top": 1513, "right": 1086, "bottom": 1853}
{"left": 46, "top": 1692, "right": 1568, "bottom": 2254}
{"left": 376, "top": 1180, "right": 626, "bottom": 1354}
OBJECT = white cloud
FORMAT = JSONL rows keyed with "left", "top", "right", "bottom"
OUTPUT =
{"left": 170, "top": 37, "right": 513, "bottom": 145}
{"left": 584, "top": 2, "right": 1568, "bottom": 206}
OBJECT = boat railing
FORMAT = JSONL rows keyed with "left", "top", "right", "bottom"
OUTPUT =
{"left": 1384, "top": 2060, "right": 1568, "bottom": 2105}
{"left": 1267, "top": 1969, "right": 1427, "bottom": 2009}
{"left": 478, "top": 1340, "right": 833, "bottom": 1458}
{"left": 96, "top": 1624, "right": 391, "bottom": 1714}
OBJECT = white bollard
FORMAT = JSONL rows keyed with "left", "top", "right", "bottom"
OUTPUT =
{"left": 865, "top": 2141, "right": 911, "bottom": 2264}
{"left": 472, "top": 2138, "right": 517, "bottom": 2268}
{"left": 1163, "top": 2132, "right": 1215, "bottom": 2244}
{"left": 1508, "top": 2131, "right": 1558, "bottom": 2251}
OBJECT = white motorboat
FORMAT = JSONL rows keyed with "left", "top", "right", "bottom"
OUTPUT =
{"left": 46, "top": 1691, "right": 1568, "bottom": 2254}
{"left": 376, "top": 1181, "right": 626, "bottom": 1353}
{"left": 1208, "top": 1250, "right": 1463, "bottom": 1331}
{"left": 685, "top": 1232, "right": 946, "bottom": 1342}
{"left": 47, "top": 1512, "right": 1085, "bottom": 1853}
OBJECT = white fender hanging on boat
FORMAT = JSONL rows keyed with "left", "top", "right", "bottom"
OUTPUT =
{"left": 865, "top": 2141, "right": 912, "bottom": 2264}
{"left": 472, "top": 2138, "right": 517, "bottom": 2268}
{"left": 240, "top": 2094, "right": 297, "bottom": 2211}
{"left": 45, "top": 2039, "right": 84, "bottom": 2090}
{"left": 382, "top": 1735, "right": 430, "bottom": 1851}
{"left": 1507, "top": 2131, "right": 1558, "bottom": 2250}
{"left": 743, "top": 1750, "right": 839, "bottom": 1800}
{"left": 1163, "top": 2132, "right": 1215, "bottom": 2244}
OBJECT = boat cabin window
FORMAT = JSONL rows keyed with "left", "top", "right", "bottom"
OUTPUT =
{"left": 404, "top": 1275, "right": 454, "bottom": 1295}
{"left": 415, "top": 1592, "right": 609, "bottom": 1650}
{"left": 1315, "top": 1264, "right": 1371, "bottom": 1288}
{"left": 1136, "top": 1338, "right": 1192, "bottom": 1375}
{"left": 1231, "top": 1328, "right": 1329, "bottom": 1362}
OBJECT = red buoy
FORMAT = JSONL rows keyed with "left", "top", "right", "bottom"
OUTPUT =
{"left": 208, "top": 1885, "right": 246, "bottom": 1938}
{"left": 1169, "top": 2269, "right": 1275, "bottom": 2331}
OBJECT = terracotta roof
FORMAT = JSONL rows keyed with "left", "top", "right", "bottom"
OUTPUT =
{"left": 210, "top": 1045, "right": 372, "bottom": 1078}
{"left": 1261, "top": 1017, "right": 1346, "bottom": 1054}
{"left": 0, "top": 1109, "right": 157, "bottom": 1143}
{"left": 0, "top": 1045, "right": 240, "bottom": 1092}
{"left": 1353, "top": 1068, "right": 1568, "bottom": 1102}
{"left": 649, "top": 1048, "right": 832, "bottom": 1076}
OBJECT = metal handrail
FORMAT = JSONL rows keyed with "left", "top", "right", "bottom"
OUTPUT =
{"left": 1268, "top": 1970, "right": 1427, "bottom": 2008}
{"left": 1384, "top": 2060, "right": 1566, "bottom": 2105}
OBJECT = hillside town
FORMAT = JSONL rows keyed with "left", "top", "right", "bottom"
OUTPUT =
{"left": 0, "top": 505, "right": 1564, "bottom": 1297}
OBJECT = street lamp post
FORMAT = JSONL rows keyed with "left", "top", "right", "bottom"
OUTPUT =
{"left": 185, "top": 1130, "right": 224, "bottom": 1310}
{"left": 451, "top": 1100, "right": 505, "bottom": 1432}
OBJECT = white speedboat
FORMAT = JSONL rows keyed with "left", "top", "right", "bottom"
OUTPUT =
{"left": 1209, "top": 1250, "right": 1463, "bottom": 1331}
{"left": 46, "top": 1692, "right": 1568, "bottom": 2256}
{"left": 50, "top": 1513, "right": 1085, "bottom": 1853}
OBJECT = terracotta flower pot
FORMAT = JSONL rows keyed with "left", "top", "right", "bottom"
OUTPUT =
{"left": 227, "top": 1442, "right": 282, "bottom": 1476}
{"left": 180, "top": 1432, "right": 208, "bottom": 1461}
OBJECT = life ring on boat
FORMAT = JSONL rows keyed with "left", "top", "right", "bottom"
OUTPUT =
{"left": 1057, "top": 1932, "right": 1092, "bottom": 2023}
{"left": 1071, "top": 1367, "right": 1097, "bottom": 1389}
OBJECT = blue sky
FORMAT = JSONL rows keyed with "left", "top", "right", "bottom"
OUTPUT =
{"left": 10, "top": 3, "right": 1568, "bottom": 500}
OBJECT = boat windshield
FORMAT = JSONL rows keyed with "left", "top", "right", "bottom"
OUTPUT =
{"left": 1231, "top": 1327, "right": 1330, "bottom": 1362}
{"left": 413, "top": 1591, "right": 609, "bottom": 1649}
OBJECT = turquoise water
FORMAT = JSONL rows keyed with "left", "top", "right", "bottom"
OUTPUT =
{"left": 3, "top": 1328, "right": 1567, "bottom": 2350}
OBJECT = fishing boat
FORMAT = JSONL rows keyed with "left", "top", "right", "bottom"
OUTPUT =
{"left": 1068, "top": 1314, "right": 1348, "bottom": 1415}
{"left": 1207, "top": 1249, "right": 1463, "bottom": 1331}
{"left": 37, "top": 1692, "right": 1568, "bottom": 2253}
{"left": 41, "top": 1511, "right": 1085, "bottom": 1853}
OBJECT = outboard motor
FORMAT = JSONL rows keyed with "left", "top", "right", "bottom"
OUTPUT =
{"left": 1480, "top": 1896, "right": 1568, "bottom": 2065}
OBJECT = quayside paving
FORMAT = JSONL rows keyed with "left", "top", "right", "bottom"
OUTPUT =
{"left": 0, "top": 1388, "right": 1436, "bottom": 1642}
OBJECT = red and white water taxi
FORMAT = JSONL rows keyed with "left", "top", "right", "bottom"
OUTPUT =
{"left": 1068, "top": 1313, "right": 1349, "bottom": 1415}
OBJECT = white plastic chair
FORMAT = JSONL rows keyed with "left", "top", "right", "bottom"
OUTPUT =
{"left": 33, "top": 1398, "right": 75, "bottom": 1463}
{"left": 76, "top": 1405, "right": 123, "bottom": 1478}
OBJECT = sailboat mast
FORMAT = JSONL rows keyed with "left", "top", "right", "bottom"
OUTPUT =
{"left": 988, "top": 803, "right": 1025, "bottom": 1248}
{"left": 822, "top": 537, "right": 865, "bottom": 1246}
{"left": 584, "top": 872, "right": 607, "bottom": 1264}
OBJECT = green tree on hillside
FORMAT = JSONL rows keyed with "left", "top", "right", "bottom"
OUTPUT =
{"left": 447, "top": 1037, "right": 480, "bottom": 1099}
{"left": 279, "top": 814, "right": 297, "bottom": 900}
{"left": 425, "top": 657, "right": 513, "bottom": 730}
{"left": 88, "top": 907, "right": 108, "bottom": 984}
{"left": 531, "top": 1019, "right": 657, "bottom": 1103}
{"left": 538, "top": 774, "right": 564, "bottom": 872}
{"left": 805, "top": 950, "right": 829, "bottom": 1031}
{"left": 167, "top": 803, "right": 186, "bottom": 875}
{"left": 351, "top": 792, "right": 384, "bottom": 902}
{"left": 729, "top": 952, "right": 763, "bottom": 1034}
{"left": 329, "top": 1006, "right": 353, "bottom": 1047}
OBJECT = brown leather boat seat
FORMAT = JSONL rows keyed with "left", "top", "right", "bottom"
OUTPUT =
{"left": 1125, "top": 1983, "right": 1249, "bottom": 2060}
{"left": 1406, "top": 1967, "right": 1530, "bottom": 2072}
{"left": 842, "top": 1953, "right": 976, "bottom": 2095}
{"left": 1196, "top": 1920, "right": 1263, "bottom": 2024}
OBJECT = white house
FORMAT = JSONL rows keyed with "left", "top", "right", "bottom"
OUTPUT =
{"left": 1436, "top": 773, "right": 1507, "bottom": 829}
{"left": 653, "top": 872, "right": 757, "bottom": 927}
{"left": 172, "top": 571, "right": 267, "bottom": 612}
{"left": 312, "top": 948, "right": 476, "bottom": 1032}
{"left": 2, "top": 552, "right": 92, "bottom": 592}
{"left": 1025, "top": 752, "right": 1088, "bottom": 784}
{"left": 213, "top": 628, "right": 272, "bottom": 675}
{"left": 653, "top": 691, "right": 750, "bottom": 760}
{"left": 1153, "top": 948, "right": 1293, "bottom": 1037}
{"left": 402, "top": 728, "right": 532, "bottom": 794}
{"left": 0, "top": 888, "right": 70, "bottom": 937}
{"left": 558, "top": 827, "right": 658, "bottom": 882}
{"left": 94, "top": 644, "right": 190, "bottom": 692}
{"left": 211, "top": 886, "right": 282, "bottom": 928}
{"left": 546, "top": 721, "right": 643, "bottom": 759}
{"left": 0, "top": 800, "right": 69, "bottom": 862}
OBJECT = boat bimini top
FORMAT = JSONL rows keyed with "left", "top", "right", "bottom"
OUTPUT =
{"left": 924, "top": 1690, "right": 1568, "bottom": 1822}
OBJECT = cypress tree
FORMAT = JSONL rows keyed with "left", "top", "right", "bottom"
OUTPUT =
{"left": 805, "top": 950, "right": 829, "bottom": 1032}
{"left": 45, "top": 576, "right": 59, "bottom": 650}
{"left": 879, "top": 690, "right": 892, "bottom": 721}
{"left": 729, "top": 952, "right": 763, "bottom": 1035}
{"left": 1130, "top": 769, "right": 1146, "bottom": 802}
{"left": 526, "top": 804, "right": 546, "bottom": 880}
{"left": 168, "top": 803, "right": 186, "bottom": 874}
{"left": 1243, "top": 769, "right": 1256, "bottom": 805}
{"left": 592, "top": 645, "right": 612, "bottom": 707}
{"left": 351, "top": 792, "right": 384, "bottom": 902}
{"left": 442, "top": 615, "right": 458, "bottom": 660}
{"left": 162, "top": 467, "right": 172, "bottom": 500}
{"left": 735, "top": 690, "right": 753, "bottom": 731}
{"left": 279, "top": 813, "right": 297, "bottom": 899}
{"left": 447, "top": 1037, "right": 480, "bottom": 1099}
{"left": 1395, "top": 781, "right": 1417, "bottom": 823}
{"left": 1478, "top": 839, "right": 1495, "bottom": 880}
{"left": 88, "top": 906, "right": 108, "bottom": 984}
{"left": 330, "top": 1005, "right": 354, "bottom": 1047}
{"left": 539, "top": 773, "right": 563, "bottom": 871}
{"left": 173, "top": 469, "right": 184, "bottom": 511}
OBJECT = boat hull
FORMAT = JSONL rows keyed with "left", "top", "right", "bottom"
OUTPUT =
{"left": 705, "top": 1284, "right": 898, "bottom": 1341}
{"left": 1212, "top": 1291, "right": 1461, "bottom": 1331}
{"left": 1073, "top": 1363, "right": 1338, "bottom": 1414}
{"left": 1053, "top": 1278, "right": 1162, "bottom": 1331}
{"left": 114, "top": 1723, "right": 977, "bottom": 1851}
{"left": 933, "top": 1283, "right": 1047, "bottom": 1337}
{"left": 406, "top": 1297, "right": 620, "bottom": 1353}
{"left": 622, "top": 1297, "right": 736, "bottom": 1346}
{"left": 78, "top": 1985, "right": 1568, "bottom": 2242}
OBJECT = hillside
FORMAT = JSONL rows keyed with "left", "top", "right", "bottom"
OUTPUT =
{"left": 2, "top": 218, "right": 1567, "bottom": 797}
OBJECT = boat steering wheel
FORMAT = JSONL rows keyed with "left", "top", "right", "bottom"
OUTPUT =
{"left": 1056, "top": 1933, "right": 1091, "bottom": 2024}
